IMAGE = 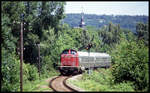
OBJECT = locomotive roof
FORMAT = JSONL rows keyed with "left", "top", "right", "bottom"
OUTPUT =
{"left": 77, "top": 51, "right": 110, "bottom": 57}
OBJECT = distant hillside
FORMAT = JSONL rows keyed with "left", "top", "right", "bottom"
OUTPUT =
{"left": 63, "top": 13, "right": 148, "bottom": 33}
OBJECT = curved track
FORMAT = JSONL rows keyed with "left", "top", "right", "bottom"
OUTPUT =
{"left": 49, "top": 76, "right": 78, "bottom": 92}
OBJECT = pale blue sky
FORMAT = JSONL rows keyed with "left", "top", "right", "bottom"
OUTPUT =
{"left": 65, "top": 1, "right": 149, "bottom": 16}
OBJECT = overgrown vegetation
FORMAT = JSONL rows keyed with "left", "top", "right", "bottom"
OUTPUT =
{"left": 111, "top": 40, "right": 149, "bottom": 91}
{"left": 1, "top": 1, "right": 65, "bottom": 91}
{"left": 1, "top": 1, "right": 149, "bottom": 92}
{"left": 69, "top": 68, "right": 134, "bottom": 92}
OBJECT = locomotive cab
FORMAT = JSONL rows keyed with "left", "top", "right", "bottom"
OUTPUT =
{"left": 61, "top": 49, "right": 78, "bottom": 67}
{"left": 59, "top": 49, "right": 80, "bottom": 75}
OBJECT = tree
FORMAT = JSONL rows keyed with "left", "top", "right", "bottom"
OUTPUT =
{"left": 135, "top": 22, "right": 149, "bottom": 46}
{"left": 98, "top": 22, "right": 124, "bottom": 52}
{"left": 1, "top": 1, "right": 66, "bottom": 91}
{"left": 1, "top": 1, "right": 25, "bottom": 52}
{"left": 111, "top": 40, "right": 149, "bottom": 91}
{"left": 35, "top": 2, "right": 66, "bottom": 34}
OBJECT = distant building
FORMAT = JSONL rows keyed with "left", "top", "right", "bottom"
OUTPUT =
{"left": 73, "top": 7, "right": 86, "bottom": 29}
{"left": 79, "top": 12, "right": 86, "bottom": 28}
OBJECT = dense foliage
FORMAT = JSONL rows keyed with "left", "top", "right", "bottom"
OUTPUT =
{"left": 1, "top": 1, "right": 149, "bottom": 92}
{"left": 1, "top": 1, "right": 65, "bottom": 91}
{"left": 111, "top": 40, "right": 149, "bottom": 91}
{"left": 1, "top": 48, "right": 39, "bottom": 91}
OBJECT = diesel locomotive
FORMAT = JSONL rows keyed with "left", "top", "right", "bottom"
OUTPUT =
{"left": 59, "top": 49, "right": 111, "bottom": 75}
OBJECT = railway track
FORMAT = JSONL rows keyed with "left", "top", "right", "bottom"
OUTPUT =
{"left": 49, "top": 75, "right": 79, "bottom": 92}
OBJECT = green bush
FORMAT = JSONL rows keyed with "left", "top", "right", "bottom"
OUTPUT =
{"left": 1, "top": 48, "right": 20, "bottom": 91}
{"left": 111, "top": 82, "right": 134, "bottom": 92}
{"left": 111, "top": 81, "right": 134, "bottom": 91}
{"left": 25, "top": 64, "right": 39, "bottom": 81}
{"left": 1, "top": 48, "right": 40, "bottom": 92}
{"left": 111, "top": 40, "right": 149, "bottom": 91}
{"left": 40, "top": 55, "right": 59, "bottom": 78}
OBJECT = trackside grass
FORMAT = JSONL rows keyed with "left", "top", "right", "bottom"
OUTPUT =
{"left": 68, "top": 68, "right": 135, "bottom": 92}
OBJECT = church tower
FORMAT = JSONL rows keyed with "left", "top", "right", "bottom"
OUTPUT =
{"left": 79, "top": 7, "right": 85, "bottom": 28}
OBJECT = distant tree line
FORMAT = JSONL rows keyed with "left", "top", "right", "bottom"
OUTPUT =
{"left": 63, "top": 13, "right": 148, "bottom": 33}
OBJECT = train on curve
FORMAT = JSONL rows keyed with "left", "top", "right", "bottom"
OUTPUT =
{"left": 58, "top": 49, "right": 111, "bottom": 75}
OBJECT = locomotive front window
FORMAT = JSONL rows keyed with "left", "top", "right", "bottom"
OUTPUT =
{"left": 62, "top": 50, "right": 69, "bottom": 54}
{"left": 71, "top": 50, "right": 76, "bottom": 55}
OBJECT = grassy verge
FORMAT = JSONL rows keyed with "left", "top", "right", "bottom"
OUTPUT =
{"left": 23, "top": 71, "right": 60, "bottom": 92}
{"left": 23, "top": 77, "right": 53, "bottom": 92}
{"left": 68, "top": 68, "right": 135, "bottom": 92}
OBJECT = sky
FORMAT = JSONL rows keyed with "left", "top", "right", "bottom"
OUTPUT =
{"left": 64, "top": 1, "right": 149, "bottom": 16}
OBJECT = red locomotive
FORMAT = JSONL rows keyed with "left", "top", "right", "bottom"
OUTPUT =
{"left": 59, "top": 49, "right": 80, "bottom": 75}
{"left": 59, "top": 49, "right": 111, "bottom": 75}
